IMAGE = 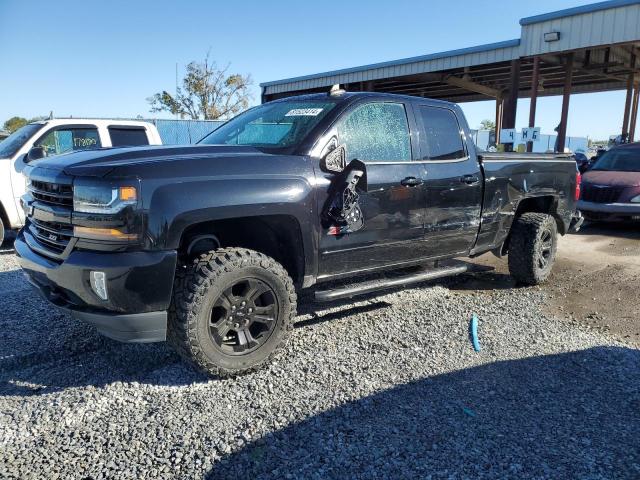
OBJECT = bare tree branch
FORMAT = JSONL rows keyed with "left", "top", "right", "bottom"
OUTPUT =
{"left": 147, "top": 53, "right": 253, "bottom": 120}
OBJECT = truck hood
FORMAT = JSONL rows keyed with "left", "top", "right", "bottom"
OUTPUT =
{"left": 30, "top": 145, "right": 268, "bottom": 177}
{"left": 582, "top": 170, "right": 640, "bottom": 187}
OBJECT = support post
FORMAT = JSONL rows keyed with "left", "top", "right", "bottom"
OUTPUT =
{"left": 630, "top": 81, "right": 639, "bottom": 142}
{"left": 495, "top": 96, "right": 503, "bottom": 146}
{"left": 527, "top": 57, "right": 540, "bottom": 152}
{"left": 622, "top": 54, "right": 636, "bottom": 141}
{"left": 556, "top": 53, "right": 574, "bottom": 153}
{"left": 502, "top": 59, "right": 521, "bottom": 152}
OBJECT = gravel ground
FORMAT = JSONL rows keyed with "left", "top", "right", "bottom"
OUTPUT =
{"left": 1, "top": 245, "right": 639, "bottom": 479}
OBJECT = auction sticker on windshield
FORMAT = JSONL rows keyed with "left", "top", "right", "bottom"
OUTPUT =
{"left": 285, "top": 108, "right": 323, "bottom": 116}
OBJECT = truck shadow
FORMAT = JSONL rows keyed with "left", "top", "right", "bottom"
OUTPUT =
{"left": 0, "top": 234, "right": 16, "bottom": 255}
{"left": 0, "top": 266, "right": 204, "bottom": 395}
{"left": 208, "top": 346, "right": 640, "bottom": 480}
{"left": 573, "top": 222, "right": 640, "bottom": 240}
{"left": 0, "top": 269, "right": 392, "bottom": 395}
{"left": 446, "top": 271, "right": 517, "bottom": 291}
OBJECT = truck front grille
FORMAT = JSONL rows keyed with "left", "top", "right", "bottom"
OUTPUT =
{"left": 28, "top": 218, "right": 73, "bottom": 255}
{"left": 29, "top": 180, "right": 73, "bottom": 207}
{"left": 581, "top": 184, "right": 624, "bottom": 203}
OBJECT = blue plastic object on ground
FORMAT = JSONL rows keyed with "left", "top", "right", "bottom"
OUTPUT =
{"left": 469, "top": 314, "right": 481, "bottom": 352}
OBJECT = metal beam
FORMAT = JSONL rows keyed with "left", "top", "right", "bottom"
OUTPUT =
{"left": 502, "top": 60, "right": 521, "bottom": 152}
{"left": 444, "top": 75, "right": 502, "bottom": 98}
{"left": 495, "top": 96, "right": 503, "bottom": 145}
{"left": 622, "top": 54, "right": 636, "bottom": 140}
{"left": 630, "top": 81, "right": 640, "bottom": 142}
{"left": 527, "top": 57, "right": 540, "bottom": 152}
{"left": 541, "top": 53, "right": 628, "bottom": 83}
{"left": 556, "top": 53, "right": 574, "bottom": 153}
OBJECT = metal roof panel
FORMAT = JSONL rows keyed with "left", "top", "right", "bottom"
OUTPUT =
{"left": 519, "top": 0, "right": 640, "bottom": 25}
{"left": 260, "top": 39, "right": 521, "bottom": 88}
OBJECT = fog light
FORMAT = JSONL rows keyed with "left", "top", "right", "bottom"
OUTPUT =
{"left": 90, "top": 271, "right": 108, "bottom": 300}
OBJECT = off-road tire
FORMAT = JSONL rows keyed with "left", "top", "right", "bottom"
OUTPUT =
{"left": 168, "top": 248, "right": 297, "bottom": 378}
{"left": 508, "top": 212, "right": 558, "bottom": 286}
{"left": 0, "top": 217, "right": 5, "bottom": 246}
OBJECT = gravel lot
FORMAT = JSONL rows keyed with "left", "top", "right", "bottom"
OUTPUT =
{"left": 1, "top": 238, "right": 639, "bottom": 479}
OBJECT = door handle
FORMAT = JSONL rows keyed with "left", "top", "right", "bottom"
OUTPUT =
{"left": 460, "top": 174, "right": 480, "bottom": 185}
{"left": 401, "top": 177, "right": 423, "bottom": 187}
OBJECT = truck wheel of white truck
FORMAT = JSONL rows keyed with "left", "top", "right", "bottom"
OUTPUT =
{"left": 168, "top": 247, "right": 297, "bottom": 378}
{"left": 508, "top": 212, "right": 558, "bottom": 286}
{"left": 0, "top": 217, "right": 5, "bottom": 246}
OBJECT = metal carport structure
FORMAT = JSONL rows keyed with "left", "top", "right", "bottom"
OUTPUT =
{"left": 261, "top": 0, "right": 640, "bottom": 152}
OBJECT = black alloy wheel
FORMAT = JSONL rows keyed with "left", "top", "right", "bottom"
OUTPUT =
{"left": 209, "top": 278, "right": 279, "bottom": 355}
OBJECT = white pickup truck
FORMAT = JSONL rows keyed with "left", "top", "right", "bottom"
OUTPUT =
{"left": 0, "top": 119, "right": 162, "bottom": 244}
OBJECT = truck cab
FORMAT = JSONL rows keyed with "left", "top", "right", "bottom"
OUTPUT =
{"left": 0, "top": 119, "right": 162, "bottom": 244}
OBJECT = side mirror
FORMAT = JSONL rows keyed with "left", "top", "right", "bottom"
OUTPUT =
{"left": 320, "top": 144, "right": 346, "bottom": 173}
{"left": 27, "top": 146, "right": 47, "bottom": 162}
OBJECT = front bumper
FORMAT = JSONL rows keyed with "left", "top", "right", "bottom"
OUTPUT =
{"left": 577, "top": 200, "right": 640, "bottom": 221}
{"left": 15, "top": 229, "right": 177, "bottom": 342}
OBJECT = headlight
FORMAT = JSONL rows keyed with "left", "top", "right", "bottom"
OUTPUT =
{"left": 631, "top": 194, "right": 640, "bottom": 203}
{"left": 73, "top": 185, "right": 138, "bottom": 213}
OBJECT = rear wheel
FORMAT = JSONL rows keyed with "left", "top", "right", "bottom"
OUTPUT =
{"left": 169, "top": 248, "right": 296, "bottom": 377}
{"left": 0, "top": 217, "right": 5, "bottom": 246}
{"left": 508, "top": 212, "right": 558, "bottom": 285}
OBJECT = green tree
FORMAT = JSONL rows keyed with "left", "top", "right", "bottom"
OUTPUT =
{"left": 479, "top": 119, "right": 496, "bottom": 131}
{"left": 3, "top": 116, "right": 28, "bottom": 133}
{"left": 148, "top": 53, "right": 253, "bottom": 120}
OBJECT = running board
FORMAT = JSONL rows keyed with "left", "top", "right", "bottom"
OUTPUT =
{"left": 314, "top": 262, "right": 470, "bottom": 302}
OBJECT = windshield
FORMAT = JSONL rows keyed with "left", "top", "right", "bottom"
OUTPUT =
{"left": 591, "top": 148, "right": 640, "bottom": 172}
{"left": 0, "top": 123, "right": 44, "bottom": 158}
{"left": 199, "top": 100, "right": 337, "bottom": 150}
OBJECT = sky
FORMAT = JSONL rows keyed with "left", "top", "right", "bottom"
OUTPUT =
{"left": 0, "top": 0, "right": 634, "bottom": 141}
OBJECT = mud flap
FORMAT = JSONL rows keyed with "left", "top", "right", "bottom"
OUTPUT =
{"left": 322, "top": 159, "right": 368, "bottom": 235}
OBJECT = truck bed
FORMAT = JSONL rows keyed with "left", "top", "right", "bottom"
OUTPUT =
{"left": 478, "top": 152, "right": 573, "bottom": 162}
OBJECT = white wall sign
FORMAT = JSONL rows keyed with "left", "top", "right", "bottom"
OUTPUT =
{"left": 500, "top": 129, "right": 516, "bottom": 143}
{"left": 521, "top": 127, "right": 541, "bottom": 142}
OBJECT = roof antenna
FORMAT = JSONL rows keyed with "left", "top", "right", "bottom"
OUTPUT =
{"left": 329, "top": 84, "right": 346, "bottom": 96}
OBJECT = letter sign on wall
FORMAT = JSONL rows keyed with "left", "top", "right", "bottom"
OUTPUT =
{"left": 521, "top": 127, "right": 540, "bottom": 142}
{"left": 500, "top": 129, "right": 516, "bottom": 144}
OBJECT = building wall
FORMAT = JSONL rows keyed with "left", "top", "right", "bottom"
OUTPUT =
{"left": 520, "top": 2, "right": 640, "bottom": 56}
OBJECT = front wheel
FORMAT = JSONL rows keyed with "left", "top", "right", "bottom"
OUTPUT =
{"left": 169, "top": 248, "right": 297, "bottom": 377}
{"left": 508, "top": 212, "right": 558, "bottom": 286}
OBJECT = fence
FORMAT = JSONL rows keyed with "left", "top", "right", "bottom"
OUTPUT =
{"left": 471, "top": 129, "right": 588, "bottom": 153}
{"left": 146, "top": 119, "right": 224, "bottom": 145}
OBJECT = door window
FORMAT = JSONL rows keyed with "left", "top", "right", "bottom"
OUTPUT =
{"left": 108, "top": 127, "right": 150, "bottom": 147}
{"left": 35, "top": 127, "right": 101, "bottom": 156}
{"left": 337, "top": 102, "right": 411, "bottom": 162}
{"left": 418, "top": 106, "right": 466, "bottom": 160}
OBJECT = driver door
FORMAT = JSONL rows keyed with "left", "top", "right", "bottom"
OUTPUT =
{"left": 317, "top": 101, "right": 428, "bottom": 278}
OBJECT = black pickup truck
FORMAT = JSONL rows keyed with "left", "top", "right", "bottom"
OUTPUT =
{"left": 16, "top": 91, "right": 580, "bottom": 376}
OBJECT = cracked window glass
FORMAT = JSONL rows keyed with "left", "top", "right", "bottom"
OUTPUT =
{"left": 337, "top": 102, "right": 411, "bottom": 163}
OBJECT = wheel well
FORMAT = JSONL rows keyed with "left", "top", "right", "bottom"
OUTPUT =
{"left": 0, "top": 202, "right": 9, "bottom": 231}
{"left": 178, "top": 215, "right": 305, "bottom": 287}
{"left": 501, "top": 196, "right": 563, "bottom": 255}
